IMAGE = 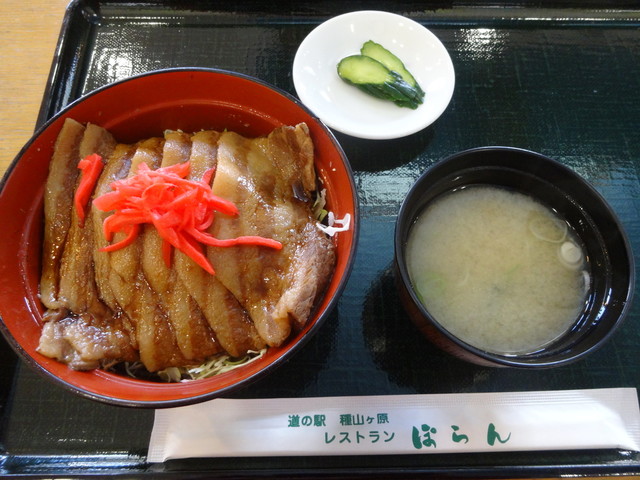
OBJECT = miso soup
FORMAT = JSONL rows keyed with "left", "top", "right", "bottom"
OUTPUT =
{"left": 405, "top": 185, "right": 590, "bottom": 354}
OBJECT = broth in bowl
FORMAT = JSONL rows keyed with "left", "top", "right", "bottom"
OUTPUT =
{"left": 406, "top": 185, "right": 590, "bottom": 355}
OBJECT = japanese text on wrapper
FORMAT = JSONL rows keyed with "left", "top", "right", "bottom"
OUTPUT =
{"left": 287, "top": 412, "right": 512, "bottom": 450}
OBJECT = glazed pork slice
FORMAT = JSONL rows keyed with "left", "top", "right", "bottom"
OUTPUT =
{"left": 208, "top": 124, "right": 336, "bottom": 347}
{"left": 104, "top": 138, "right": 194, "bottom": 372}
{"left": 57, "top": 124, "right": 117, "bottom": 317}
{"left": 105, "top": 137, "right": 165, "bottom": 314}
{"left": 40, "top": 118, "right": 86, "bottom": 309}
{"left": 139, "top": 130, "right": 221, "bottom": 362}
{"left": 173, "top": 130, "right": 266, "bottom": 357}
{"left": 37, "top": 311, "right": 139, "bottom": 370}
{"left": 91, "top": 143, "right": 138, "bottom": 318}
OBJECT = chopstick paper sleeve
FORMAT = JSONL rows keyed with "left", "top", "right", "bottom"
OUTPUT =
{"left": 148, "top": 387, "right": 640, "bottom": 461}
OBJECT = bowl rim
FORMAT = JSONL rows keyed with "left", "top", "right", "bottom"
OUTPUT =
{"left": 394, "top": 145, "right": 635, "bottom": 368}
{"left": 0, "top": 67, "right": 360, "bottom": 407}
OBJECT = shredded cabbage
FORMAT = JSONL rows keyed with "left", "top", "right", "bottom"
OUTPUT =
{"left": 313, "top": 188, "right": 329, "bottom": 222}
{"left": 173, "top": 349, "right": 266, "bottom": 382}
{"left": 110, "top": 349, "right": 267, "bottom": 383}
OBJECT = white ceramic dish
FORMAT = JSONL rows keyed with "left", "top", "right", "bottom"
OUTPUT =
{"left": 292, "top": 11, "right": 455, "bottom": 140}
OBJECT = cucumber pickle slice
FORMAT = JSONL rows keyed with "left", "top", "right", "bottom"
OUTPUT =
{"left": 337, "top": 42, "right": 424, "bottom": 109}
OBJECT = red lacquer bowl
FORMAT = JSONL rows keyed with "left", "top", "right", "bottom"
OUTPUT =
{"left": 0, "top": 68, "right": 358, "bottom": 407}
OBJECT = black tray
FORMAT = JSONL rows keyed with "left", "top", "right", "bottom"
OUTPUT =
{"left": 2, "top": 1, "right": 640, "bottom": 477}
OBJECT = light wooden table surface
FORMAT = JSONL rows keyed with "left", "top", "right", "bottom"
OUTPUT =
{"left": 0, "top": 1, "right": 634, "bottom": 478}
{"left": 0, "top": 0, "right": 70, "bottom": 177}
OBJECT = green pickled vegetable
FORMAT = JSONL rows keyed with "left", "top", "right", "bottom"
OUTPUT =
{"left": 337, "top": 54, "right": 422, "bottom": 109}
{"left": 360, "top": 40, "right": 425, "bottom": 98}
